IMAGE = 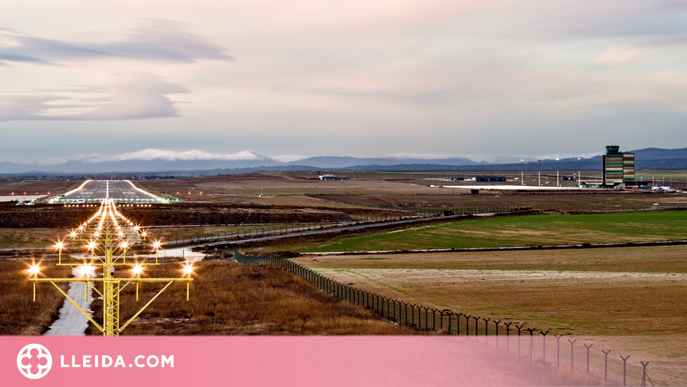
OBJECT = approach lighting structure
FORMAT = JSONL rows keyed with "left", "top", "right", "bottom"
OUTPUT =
{"left": 28, "top": 199, "right": 193, "bottom": 336}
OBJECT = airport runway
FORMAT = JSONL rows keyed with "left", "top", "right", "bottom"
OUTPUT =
{"left": 58, "top": 180, "right": 162, "bottom": 203}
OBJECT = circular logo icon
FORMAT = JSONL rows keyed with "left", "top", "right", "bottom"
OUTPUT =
{"left": 17, "top": 344, "right": 52, "bottom": 380}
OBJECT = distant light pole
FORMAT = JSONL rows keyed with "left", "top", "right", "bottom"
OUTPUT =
{"left": 521, "top": 159, "right": 524, "bottom": 186}
{"left": 556, "top": 158, "right": 560, "bottom": 187}
{"left": 538, "top": 159, "right": 541, "bottom": 186}
{"left": 577, "top": 157, "right": 581, "bottom": 188}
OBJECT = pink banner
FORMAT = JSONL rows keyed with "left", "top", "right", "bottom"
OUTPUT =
{"left": 3, "top": 336, "right": 563, "bottom": 386}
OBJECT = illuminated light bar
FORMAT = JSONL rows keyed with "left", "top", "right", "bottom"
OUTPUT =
{"left": 60, "top": 180, "right": 93, "bottom": 198}
{"left": 124, "top": 180, "right": 164, "bottom": 202}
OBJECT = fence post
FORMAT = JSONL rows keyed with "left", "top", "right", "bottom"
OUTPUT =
{"left": 569, "top": 339, "right": 577, "bottom": 370}
{"left": 620, "top": 355, "right": 630, "bottom": 387}
{"left": 583, "top": 343, "right": 593, "bottom": 373}
{"left": 602, "top": 349, "right": 611, "bottom": 382}
{"left": 464, "top": 314, "right": 471, "bottom": 335}
{"left": 640, "top": 361, "right": 650, "bottom": 387}
{"left": 554, "top": 334, "right": 563, "bottom": 367}
{"left": 473, "top": 316, "right": 480, "bottom": 337}
{"left": 515, "top": 324, "right": 524, "bottom": 355}
{"left": 540, "top": 331, "right": 549, "bottom": 363}
{"left": 504, "top": 322, "right": 512, "bottom": 352}
{"left": 424, "top": 307, "right": 430, "bottom": 331}
{"left": 526, "top": 328, "right": 535, "bottom": 359}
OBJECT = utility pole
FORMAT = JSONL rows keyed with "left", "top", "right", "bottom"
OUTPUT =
{"left": 538, "top": 159, "right": 541, "bottom": 186}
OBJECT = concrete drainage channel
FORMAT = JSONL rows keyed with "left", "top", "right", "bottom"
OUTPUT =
{"left": 44, "top": 265, "right": 94, "bottom": 336}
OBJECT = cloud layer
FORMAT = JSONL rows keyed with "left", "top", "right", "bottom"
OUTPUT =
{"left": 0, "top": 1, "right": 686, "bottom": 162}
{"left": 0, "top": 73, "right": 189, "bottom": 121}
{"left": 0, "top": 19, "right": 232, "bottom": 65}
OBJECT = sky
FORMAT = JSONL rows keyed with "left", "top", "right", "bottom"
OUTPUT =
{"left": 1, "top": 0, "right": 687, "bottom": 163}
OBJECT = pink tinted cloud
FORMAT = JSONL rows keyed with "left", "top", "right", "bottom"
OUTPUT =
{"left": 0, "top": 73, "right": 190, "bottom": 121}
{"left": 595, "top": 45, "right": 640, "bottom": 65}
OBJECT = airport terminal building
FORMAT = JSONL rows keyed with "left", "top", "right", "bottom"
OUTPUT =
{"left": 602, "top": 145, "right": 635, "bottom": 186}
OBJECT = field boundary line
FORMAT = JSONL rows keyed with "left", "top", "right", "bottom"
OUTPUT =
{"left": 303, "top": 239, "right": 687, "bottom": 256}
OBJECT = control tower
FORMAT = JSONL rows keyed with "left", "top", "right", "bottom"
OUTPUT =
{"left": 602, "top": 145, "right": 635, "bottom": 186}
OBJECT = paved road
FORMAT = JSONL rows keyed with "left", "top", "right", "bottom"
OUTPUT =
{"left": 173, "top": 213, "right": 492, "bottom": 249}
{"left": 59, "top": 180, "right": 160, "bottom": 203}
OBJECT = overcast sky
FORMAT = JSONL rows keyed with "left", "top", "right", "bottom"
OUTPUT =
{"left": 1, "top": 0, "right": 686, "bottom": 163}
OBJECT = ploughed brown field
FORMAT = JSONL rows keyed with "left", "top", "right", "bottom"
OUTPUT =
{"left": 136, "top": 172, "right": 677, "bottom": 212}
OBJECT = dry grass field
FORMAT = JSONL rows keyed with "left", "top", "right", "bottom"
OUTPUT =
{"left": 294, "top": 246, "right": 687, "bottom": 385}
{"left": 86, "top": 260, "right": 420, "bottom": 336}
{"left": 0, "top": 259, "right": 71, "bottom": 335}
{"left": 0, "top": 228, "right": 67, "bottom": 249}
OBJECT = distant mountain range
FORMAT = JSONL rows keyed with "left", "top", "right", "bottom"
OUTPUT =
{"left": 284, "top": 156, "right": 486, "bottom": 169}
{"left": 1, "top": 147, "right": 687, "bottom": 176}
{"left": 0, "top": 150, "right": 486, "bottom": 175}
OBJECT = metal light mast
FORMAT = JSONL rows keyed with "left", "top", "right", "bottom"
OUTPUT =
{"left": 29, "top": 191, "right": 193, "bottom": 336}
{"left": 521, "top": 159, "right": 524, "bottom": 186}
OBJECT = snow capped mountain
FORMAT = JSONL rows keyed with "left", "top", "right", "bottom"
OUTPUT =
{"left": 80, "top": 149, "right": 267, "bottom": 162}
{"left": 4, "top": 147, "right": 685, "bottom": 175}
{"left": 0, "top": 149, "right": 281, "bottom": 174}
{"left": 286, "top": 155, "right": 485, "bottom": 168}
